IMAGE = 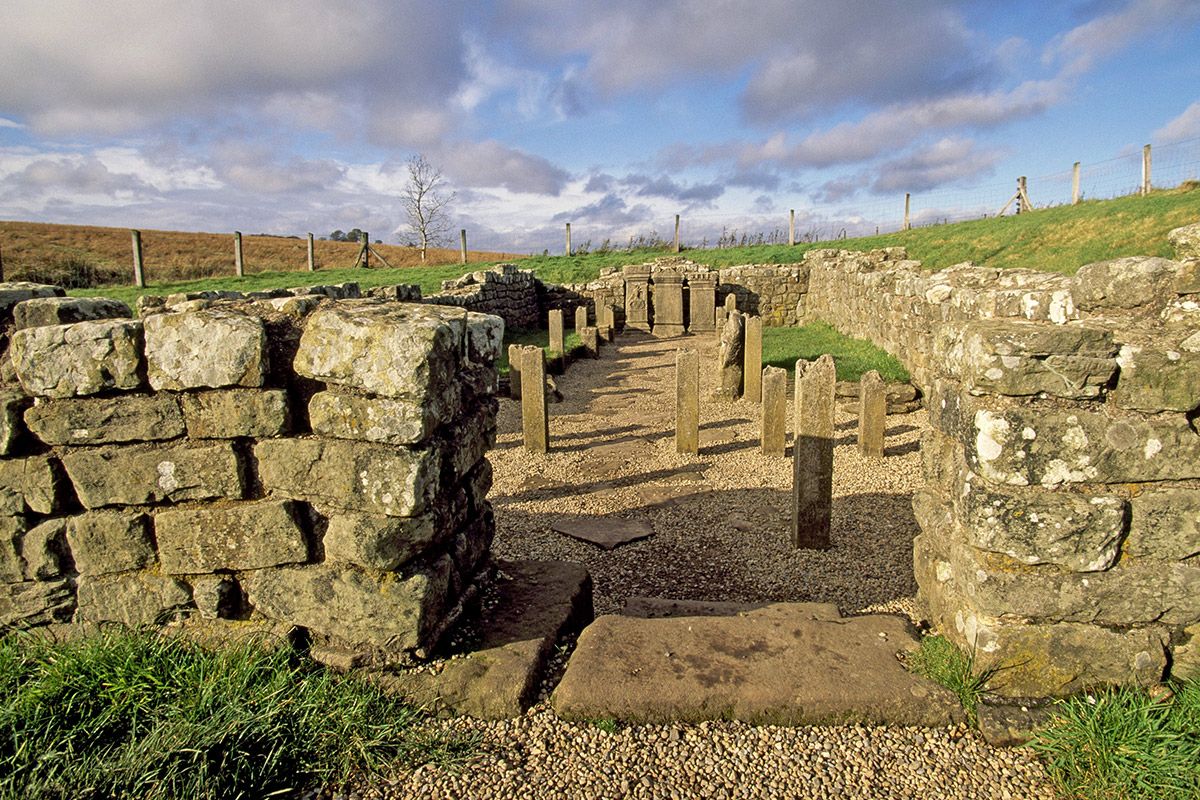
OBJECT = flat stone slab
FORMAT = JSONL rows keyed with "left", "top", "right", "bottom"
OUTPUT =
{"left": 551, "top": 516, "right": 654, "bottom": 549}
{"left": 375, "top": 560, "right": 592, "bottom": 719}
{"left": 553, "top": 605, "right": 964, "bottom": 727}
{"left": 622, "top": 597, "right": 841, "bottom": 621}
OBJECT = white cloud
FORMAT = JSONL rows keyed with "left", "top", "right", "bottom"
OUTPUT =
{"left": 1155, "top": 101, "right": 1200, "bottom": 142}
{"left": 0, "top": 117, "right": 24, "bottom": 129}
{"left": 1043, "top": 0, "right": 1200, "bottom": 78}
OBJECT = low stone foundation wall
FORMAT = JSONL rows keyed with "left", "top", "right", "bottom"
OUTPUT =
{"left": 1, "top": 288, "right": 502, "bottom": 664}
{"left": 428, "top": 263, "right": 539, "bottom": 329}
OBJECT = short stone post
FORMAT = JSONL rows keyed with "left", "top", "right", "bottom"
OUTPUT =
{"left": 575, "top": 305, "right": 588, "bottom": 332}
{"left": 508, "top": 343, "right": 524, "bottom": 400}
{"left": 234, "top": 231, "right": 244, "bottom": 277}
{"left": 521, "top": 346, "right": 548, "bottom": 453}
{"left": 307, "top": 232, "right": 316, "bottom": 271}
{"left": 792, "top": 355, "right": 836, "bottom": 549}
{"left": 715, "top": 305, "right": 727, "bottom": 330}
{"left": 581, "top": 326, "right": 600, "bottom": 358}
{"left": 724, "top": 293, "right": 738, "bottom": 313}
{"left": 743, "top": 315, "right": 763, "bottom": 403}
{"left": 459, "top": 229, "right": 467, "bottom": 265}
{"left": 602, "top": 304, "right": 617, "bottom": 331}
{"left": 761, "top": 366, "right": 787, "bottom": 456}
{"left": 858, "top": 370, "right": 886, "bottom": 458}
{"left": 714, "top": 309, "right": 744, "bottom": 400}
{"left": 131, "top": 229, "right": 145, "bottom": 288}
{"left": 676, "top": 349, "right": 699, "bottom": 454}
{"left": 548, "top": 309, "right": 565, "bottom": 355}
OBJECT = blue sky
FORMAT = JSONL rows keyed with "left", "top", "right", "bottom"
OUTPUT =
{"left": 1, "top": 0, "right": 1199, "bottom": 252}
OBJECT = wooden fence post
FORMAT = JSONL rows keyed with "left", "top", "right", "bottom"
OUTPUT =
{"left": 788, "top": 209, "right": 795, "bottom": 245}
{"left": 1017, "top": 177, "right": 1029, "bottom": 213}
{"left": 131, "top": 230, "right": 145, "bottom": 288}
{"left": 307, "top": 233, "right": 316, "bottom": 271}
{"left": 361, "top": 231, "right": 370, "bottom": 268}
{"left": 1142, "top": 144, "right": 1152, "bottom": 195}
{"left": 903, "top": 193, "right": 911, "bottom": 231}
{"left": 1072, "top": 162, "right": 1081, "bottom": 205}
{"left": 234, "top": 231, "right": 244, "bottom": 277}
{"left": 459, "top": 229, "right": 467, "bottom": 265}
{"left": 673, "top": 214, "right": 680, "bottom": 253}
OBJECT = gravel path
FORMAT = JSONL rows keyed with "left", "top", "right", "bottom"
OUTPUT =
{"left": 372, "top": 331, "right": 1055, "bottom": 799}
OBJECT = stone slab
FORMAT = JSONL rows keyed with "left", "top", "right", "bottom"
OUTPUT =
{"left": 144, "top": 309, "right": 267, "bottom": 390}
{"left": 61, "top": 442, "right": 245, "bottom": 508}
{"left": 621, "top": 597, "right": 841, "bottom": 621}
{"left": 154, "top": 499, "right": 309, "bottom": 574}
{"left": 180, "top": 389, "right": 290, "bottom": 439}
{"left": 24, "top": 393, "right": 184, "bottom": 446}
{"left": 11, "top": 319, "right": 145, "bottom": 398}
{"left": 13, "top": 297, "right": 131, "bottom": 330}
{"left": 551, "top": 516, "right": 654, "bottom": 549}
{"left": 552, "top": 607, "right": 964, "bottom": 726}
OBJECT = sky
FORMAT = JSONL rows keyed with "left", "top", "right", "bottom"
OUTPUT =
{"left": 1, "top": 0, "right": 1199, "bottom": 253}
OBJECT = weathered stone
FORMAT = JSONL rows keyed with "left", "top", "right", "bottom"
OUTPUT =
{"left": 1174, "top": 260, "right": 1200, "bottom": 295}
{"left": 61, "top": 442, "right": 245, "bottom": 508}
{"left": 0, "top": 282, "right": 64, "bottom": 319}
{"left": 622, "top": 597, "right": 841, "bottom": 620}
{"left": 438, "top": 406, "right": 496, "bottom": 481}
{"left": 1168, "top": 221, "right": 1200, "bottom": 261}
{"left": 651, "top": 273, "right": 685, "bottom": 338}
{"left": 574, "top": 305, "right": 588, "bottom": 332}
{"left": 155, "top": 499, "right": 309, "bottom": 574}
{"left": 714, "top": 310, "right": 744, "bottom": 400}
{"left": 857, "top": 369, "right": 886, "bottom": 457}
{"left": 24, "top": 393, "right": 184, "bottom": 445}
{"left": 760, "top": 366, "right": 787, "bottom": 457}
{"left": 144, "top": 309, "right": 267, "bottom": 390}
{"left": 792, "top": 355, "right": 835, "bottom": 549}
{"left": 957, "top": 320, "right": 1116, "bottom": 399}
{"left": 675, "top": 349, "right": 699, "bottom": 455}
{"left": 308, "top": 390, "right": 430, "bottom": 445}
{"left": 686, "top": 274, "right": 717, "bottom": 333}
{"left": 1127, "top": 487, "right": 1200, "bottom": 560}
{"left": 12, "top": 519, "right": 68, "bottom": 580}
{"left": 0, "top": 515, "right": 25, "bottom": 582}
{"left": 507, "top": 343, "right": 523, "bottom": 399}
{"left": 75, "top": 570, "right": 192, "bottom": 626}
{"left": 520, "top": 346, "right": 548, "bottom": 453}
{"left": 13, "top": 296, "right": 131, "bottom": 330}
{"left": 1172, "top": 624, "right": 1200, "bottom": 682}
{"left": 955, "top": 471, "right": 1126, "bottom": 571}
{"left": 0, "top": 455, "right": 66, "bottom": 515}
{"left": 1113, "top": 345, "right": 1200, "bottom": 412}
{"left": 743, "top": 315, "right": 763, "bottom": 403}
{"left": 623, "top": 267, "right": 651, "bottom": 332}
{"left": 580, "top": 325, "right": 599, "bottom": 358}
{"left": 551, "top": 517, "right": 654, "bottom": 550}
{"left": 1071, "top": 256, "right": 1178, "bottom": 311}
{"left": 0, "top": 391, "right": 28, "bottom": 455}
{"left": 65, "top": 511, "right": 154, "bottom": 576}
{"left": 548, "top": 309, "right": 565, "bottom": 355}
{"left": 323, "top": 510, "right": 437, "bottom": 571}
{"left": 10, "top": 319, "right": 145, "bottom": 398}
{"left": 977, "top": 703, "right": 1055, "bottom": 748}
{"left": 180, "top": 388, "right": 290, "bottom": 439}
{"left": 968, "top": 405, "right": 1200, "bottom": 486}
{"left": 552, "top": 607, "right": 963, "bottom": 726}
{"left": 0, "top": 578, "right": 74, "bottom": 629}
{"left": 188, "top": 574, "right": 243, "bottom": 620}
{"left": 244, "top": 558, "right": 453, "bottom": 652}
{"left": 254, "top": 438, "right": 439, "bottom": 517}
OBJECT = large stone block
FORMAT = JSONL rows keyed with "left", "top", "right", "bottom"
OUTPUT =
{"left": 968, "top": 405, "right": 1200, "bottom": 486}
{"left": 956, "top": 320, "right": 1115, "bottom": 399}
{"left": 13, "top": 296, "right": 131, "bottom": 330}
{"left": 1168, "top": 221, "right": 1200, "bottom": 261}
{"left": 1113, "top": 345, "right": 1200, "bottom": 412}
{"left": 24, "top": 393, "right": 184, "bottom": 445}
{"left": 10, "top": 319, "right": 145, "bottom": 398}
{"left": 308, "top": 390, "right": 431, "bottom": 445}
{"left": 61, "top": 442, "right": 245, "bottom": 508}
{"left": 65, "top": 511, "right": 155, "bottom": 576}
{"left": 1071, "top": 256, "right": 1179, "bottom": 311}
{"left": 955, "top": 470, "right": 1126, "bottom": 572}
{"left": 438, "top": 404, "right": 497, "bottom": 481}
{"left": 0, "top": 391, "right": 28, "bottom": 456}
{"left": 144, "top": 309, "right": 267, "bottom": 390}
{"left": 0, "top": 579, "right": 74, "bottom": 629}
{"left": 179, "top": 389, "right": 290, "bottom": 439}
{"left": 1127, "top": 487, "right": 1200, "bottom": 561}
{"left": 155, "top": 499, "right": 309, "bottom": 574}
{"left": 13, "top": 519, "right": 68, "bottom": 581}
{"left": 254, "top": 438, "right": 439, "bottom": 517}
{"left": 0, "top": 283, "right": 64, "bottom": 318}
{"left": 0, "top": 515, "right": 25, "bottom": 582}
{"left": 0, "top": 455, "right": 67, "bottom": 515}
{"left": 244, "top": 558, "right": 453, "bottom": 652}
{"left": 75, "top": 570, "right": 192, "bottom": 625}
{"left": 323, "top": 510, "right": 438, "bottom": 571}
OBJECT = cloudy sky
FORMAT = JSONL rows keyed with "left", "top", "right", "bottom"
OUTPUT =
{"left": 2, "top": 0, "right": 1199, "bottom": 252}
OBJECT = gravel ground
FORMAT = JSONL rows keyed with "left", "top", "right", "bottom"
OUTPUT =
{"left": 367, "top": 331, "right": 1056, "bottom": 799}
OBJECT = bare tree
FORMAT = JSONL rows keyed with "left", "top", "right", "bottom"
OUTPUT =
{"left": 401, "top": 155, "right": 454, "bottom": 262}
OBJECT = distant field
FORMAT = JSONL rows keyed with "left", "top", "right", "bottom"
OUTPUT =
{"left": 0, "top": 220, "right": 518, "bottom": 288}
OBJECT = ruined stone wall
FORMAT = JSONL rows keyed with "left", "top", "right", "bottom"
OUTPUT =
{"left": 427, "top": 263, "right": 539, "bottom": 329}
{"left": 0, "top": 286, "right": 502, "bottom": 665}
{"left": 799, "top": 229, "right": 1200, "bottom": 697}
{"left": 716, "top": 264, "right": 809, "bottom": 327}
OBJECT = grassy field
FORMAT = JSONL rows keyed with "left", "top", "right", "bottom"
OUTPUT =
{"left": 762, "top": 322, "right": 910, "bottom": 382}
{"left": 499, "top": 328, "right": 583, "bottom": 374}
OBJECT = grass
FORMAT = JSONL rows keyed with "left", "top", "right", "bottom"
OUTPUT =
{"left": 0, "top": 628, "right": 475, "bottom": 800}
{"left": 762, "top": 321, "right": 910, "bottom": 383}
{"left": 497, "top": 327, "right": 583, "bottom": 374}
{"left": 906, "top": 634, "right": 993, "bottom": 726}
{"left": 1029, "top": 681, "right": 1200, "bottom": 800}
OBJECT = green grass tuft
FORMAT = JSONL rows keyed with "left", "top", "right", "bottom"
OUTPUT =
{"left": 906, "top": 634, "right": 993, "bottom": 725}
{"left": 1028, "top": 681, "right": 1200, "bottom": 800}
{"left": 497, "top": 327, "right": 583, "bottom": 374}
{"left": 0, "top": 628, "right": 475, "bottom": 800}
{"left": 761, "top": 321, "right": 910, "bottom": 383}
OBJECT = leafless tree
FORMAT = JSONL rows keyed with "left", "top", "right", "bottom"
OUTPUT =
{"left": 401, "top": 155, "right": 454, "bottom": 262}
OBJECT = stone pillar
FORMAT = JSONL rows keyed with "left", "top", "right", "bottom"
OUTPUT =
{"left": 714, "top": 310, "right": 745, "bottom": 400}
{"left": 548, "top": 310, "right": 565, "bottom": 355}
{"left": 521, "top": 346, "right": 548, "bottom": 453}
{"left": 715, "top": 305, "right": 727, "bottom": 331}
{"left": 580, "top": 326, "right": 599, "bottom": 358}
{"left": 858, "top": 370, "right": 886, "bottom": 458}
{"left": 623, "top": 266, "right": 652, "bottom": 332}
{"left": 602, "top": 304, "right": 617, "bottom": 331}
{"left": 651, "top": 271, "right": 685, "bottom": 338}
{"left": 724, "top": 293, "right": 738, "bottom": 313}
{"left": 761, "top": 366, "right": 787, "bottom": 457}
{"left": 792, "top": 355, "right": 835, "bottom": 549}
{"left": 687, "top": 273, "right": 717, "bottom": 334}
{"left": 508, "top": 344, "right": 523, "bottom": 400}
{"left": 676, "top": 349, "right": 699, "bottom": 454}
{"left": 743, "top": 315, "right": 763, "bottom": 403}
{"left": 575, "top": 305, "right": 588, "bottom": 332}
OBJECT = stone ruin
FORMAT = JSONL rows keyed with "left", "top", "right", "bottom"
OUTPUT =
{"left": 0, "top": 283, "right": 502, "bottom": 667}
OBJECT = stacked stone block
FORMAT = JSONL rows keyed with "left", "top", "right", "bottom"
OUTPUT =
{"left": 428, "top": 263, "right": 539, "bottom": 329}
{"left": 0, "top": 289, "right": 503, "bottom": 664}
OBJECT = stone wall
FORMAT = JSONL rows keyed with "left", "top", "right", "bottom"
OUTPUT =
{"left": 0, "top": 287, "right": 503, "bottom": 665}
{"left": 428, "top": 264, "right": 540, "bottom": 329}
